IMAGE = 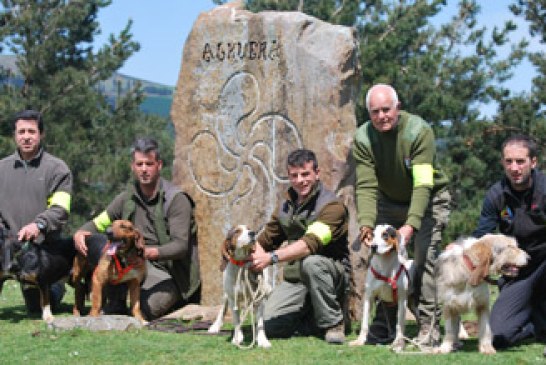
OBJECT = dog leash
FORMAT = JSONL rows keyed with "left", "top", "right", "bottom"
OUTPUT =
{"left": 233, "top": 264, "right": 270, "bottom": 350}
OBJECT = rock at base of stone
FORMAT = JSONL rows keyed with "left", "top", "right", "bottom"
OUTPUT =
{"left": 48, "top": 315, "right": 144, "bottom": 331}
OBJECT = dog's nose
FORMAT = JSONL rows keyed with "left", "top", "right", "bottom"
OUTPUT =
{"left": 249, "top": 231, "right": 256, "bottom": 241}
{"left": 371, "top": 244, "right": 378, "bottom": 253}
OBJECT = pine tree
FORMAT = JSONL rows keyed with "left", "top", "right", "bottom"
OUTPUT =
{"left": 0, "top": 0, "right": 172, "bottom": 230}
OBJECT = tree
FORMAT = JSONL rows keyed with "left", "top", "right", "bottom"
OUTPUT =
{"left": 0, "top": 0, "right": 173, "bottom": 230}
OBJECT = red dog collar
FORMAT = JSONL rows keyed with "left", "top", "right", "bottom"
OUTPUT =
{"left": 229, "top": 256, "right": 248, "bottom": 267}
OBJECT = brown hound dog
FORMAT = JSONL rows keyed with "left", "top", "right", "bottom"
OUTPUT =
{"left": 71, "top": 220, "right": 147, "bottom": 323}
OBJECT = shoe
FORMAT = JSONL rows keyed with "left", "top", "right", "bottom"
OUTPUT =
{"left": 414, "top": 323, "right": 441, "bottom": 347}
{"left": 365, "top": 301, "right": 397, "bottom": 344}
{"left": 325, "top": 321, "right": 345, "bottom": 344}
{"left": 366, "top": 322, "right": 396, "bottom": 344}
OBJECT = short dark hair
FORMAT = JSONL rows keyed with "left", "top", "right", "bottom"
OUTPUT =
{"left": 13, "top": 110, "right": 44, "bottom": 133}
{"left": 287, "top": 148, "right": 318, "bottom": 170}
{"left": 502, "top": 134, "right": 537, "bottom": 160}
{"left": 131, "top": 137, "right": 161, "bottom": 161}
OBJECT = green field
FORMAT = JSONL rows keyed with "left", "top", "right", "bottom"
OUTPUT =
{"left": 0, "top": 281, "right": 544, "bottom": 365}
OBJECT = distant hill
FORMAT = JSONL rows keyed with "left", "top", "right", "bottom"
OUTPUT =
{"left": 0, "top": 54, "right": 174, "bottom": 118}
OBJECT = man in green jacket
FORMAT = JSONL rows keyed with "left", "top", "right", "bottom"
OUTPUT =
{"left": 352, "top": 84, "right": 451, "bottom": 346}
{"left": 250, "top": 149, "right": 350, "bottom": 344}
{"left": 73, "top": 138, "right": 200, "bottom": 320}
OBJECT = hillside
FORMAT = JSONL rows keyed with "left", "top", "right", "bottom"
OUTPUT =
{"left": 0, "top": 54, "right": 174, "bottom": 118}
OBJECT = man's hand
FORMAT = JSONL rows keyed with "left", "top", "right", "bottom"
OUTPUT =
{"left": 398, "top": 224, "right": 414, "bottom": 244}
{"left": 73, "top": 230, "right": 91, "bottom": 256}
{"left": 144, "top": 247, "right": 159, "bottom": 260}
{"left": 18, "top": 223, "right": 40, "bottom": 242}
{"left": 359, "top": 226, "right": 373, "bottom": 247}
{"left": 249, "top": 243, "right": 270, "bottom": 272}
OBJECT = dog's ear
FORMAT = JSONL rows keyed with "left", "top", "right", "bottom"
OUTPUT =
{"left": 220, "top": 229, "right": 235, "bottom": 271}
{"left": 134, "top": 228, "right": 146, "bottom": 255}
{"left": 467, "top": 241, "right": 492, "bottom": 286}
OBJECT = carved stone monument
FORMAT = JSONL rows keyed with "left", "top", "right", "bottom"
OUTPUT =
{"left": 171, "top": 1, "right": 362, "bottom": 307}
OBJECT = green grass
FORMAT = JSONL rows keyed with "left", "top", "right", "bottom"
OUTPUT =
{"left": 0, "top": 281, "right": 544, "bottom": 365}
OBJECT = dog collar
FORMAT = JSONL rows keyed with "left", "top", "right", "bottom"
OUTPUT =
{"left": 229, "top": 256, "right": 247, "bottom": 267}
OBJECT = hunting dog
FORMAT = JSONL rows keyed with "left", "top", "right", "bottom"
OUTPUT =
{"left": 208, "top": 225, "right": 272, "bottom": 348}
{"left": 0, "top": 227, "right": 75, "bottom": 322}
{"left": 350, "top": 224, "right": 412, "bottom": 352}
{"left": 435, "top": 234, "right": 529, "bottom": 354}
{"left": 71, "top": 220, "right": 147, "bottom": 323}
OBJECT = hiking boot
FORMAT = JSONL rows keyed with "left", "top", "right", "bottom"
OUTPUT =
{"left": 325, "top": 321, "right": 345, "bottom": 344}
{"left": 415, "top": 323, "right": 441, "bottom": 347}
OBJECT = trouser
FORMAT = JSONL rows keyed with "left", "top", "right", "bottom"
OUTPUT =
{"left": 491, "top": 260, "right": 546, "bottom": 348}
{"left": 264, "top": 255, "right": 349, "bottom": 338}
{"left": 105, "top": 263, "right": 201, "bottom": 321}
{"left": 374, "top": 188, "right": 451, "bottom": 328}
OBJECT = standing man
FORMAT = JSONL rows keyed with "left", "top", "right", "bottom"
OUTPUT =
{"left": 73, "top": 137, "right": 201, "bottom": 320}
{"left": 250, "top": 148, "right": 350, "bottom": 344}
{"left": 473, "top": 135, "right": 546, "bottom": 348}
{"left": 0, "top": 109, "right": 73, "bottom": 313}
{"left": 352, "top": 84, "right": 451, "bottom": 346}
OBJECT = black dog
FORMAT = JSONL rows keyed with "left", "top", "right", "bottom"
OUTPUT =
{"left": 0, "top": 228, "right": 75, "bottom": 322}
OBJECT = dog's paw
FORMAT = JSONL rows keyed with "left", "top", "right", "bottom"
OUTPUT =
{"left": 208, "top": 323, "right": 221, "bottom": 334}
{"left": 434, "top": 342, "right": 453, "bottom": 354}
{"left": 231, "top": 330, "right": 244, "bottom": 346}
{"left": 479, "top": 343, "right": 496, "bottom": 355}
{"left": 391, "top": 338, "right": 405, "bottom": 353}
{"left": 257, "top": 337, "right": 272, "bottom": 349}
{"left": 349, "top": 338, "right": 366, "bottom": 347}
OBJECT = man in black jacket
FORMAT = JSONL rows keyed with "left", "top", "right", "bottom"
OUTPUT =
{"left": 474, "top": 134, "right": 546, "bottom": 348}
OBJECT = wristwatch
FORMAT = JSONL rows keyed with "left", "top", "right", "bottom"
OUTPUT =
{"left": 36, "top": 222, "right": 46, "bottom": 232}
{"left": 270, "top": 251, "right": 279, "bottom": 264}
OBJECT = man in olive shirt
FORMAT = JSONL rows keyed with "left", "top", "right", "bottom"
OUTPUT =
{"left": 352, "top": 84, "right": 451, "bottom": 346}
{"left": 250, "top": 149, "right": 350, "bottom": 344}
{"left": 73, "top": 138, "right": 200, "bottom": 320}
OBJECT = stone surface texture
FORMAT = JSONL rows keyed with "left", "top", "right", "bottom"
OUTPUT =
{"left": 171, "top": 1, "right": 363, "bottom": 309}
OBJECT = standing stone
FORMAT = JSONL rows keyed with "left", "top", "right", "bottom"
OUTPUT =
{"left": 171, "top": 1, "right": 361, "bottom": 306}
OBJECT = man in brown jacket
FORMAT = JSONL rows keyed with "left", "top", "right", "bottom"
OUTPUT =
{"left": 250, "top": 149, "right": 350, "bottom": 344}
{"left": 73, "top": 138, "right": 200, "bottom": 320}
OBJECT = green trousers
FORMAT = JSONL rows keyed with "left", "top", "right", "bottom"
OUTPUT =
{"left": 264, "top": 254, "right": 349, "bottom": 338}
{"left": 375, "top": 188, "right": 451, "bottom": 327}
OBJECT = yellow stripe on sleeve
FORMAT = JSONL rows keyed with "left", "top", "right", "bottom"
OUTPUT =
{"left": 92, "top": 211, "right": 112, "bottom": 233}
{"left": 47, "top": 191, "right": 71, "bottom": 212}
{"left": 412, "top": 164, "right": 434, "bottom": 187}
{"left": 306, "top": 222, "right": 332, "bottom": 245}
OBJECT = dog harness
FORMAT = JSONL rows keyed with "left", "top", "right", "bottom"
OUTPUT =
{"left": 103, "top": 242, "right": 142, "bottom": 284}
{"left": 370, "top": 264, "right": 409, "bottom": 303}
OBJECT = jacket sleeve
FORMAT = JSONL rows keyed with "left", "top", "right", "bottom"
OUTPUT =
{"left": 156, "top": 192, "right": 192, "bottom": 260}
{"left": 300, "top": 201, "right": 348, "bottom": 254}
{"left": 78, "top": 193, "right": 126, "bottom": 233}
{"left": 34, "top": 160, "right": 73, "bottom": 233}
{"left": 257, "top": 207, "right": 287, "bottom": 252}
{"left": 352, "top": 126, "right": 378, "bottom": 229}
{"left": 405, "top": 127, "right": 435, "bottom": 230}
{"left": 473, "top": 193, "right": 500, "bottom": 238}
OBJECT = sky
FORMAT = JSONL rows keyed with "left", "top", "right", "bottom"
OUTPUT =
{"left": 96, "top": 0, "right": 540, "bottom": 95}
{"left": 95, "top": 1, "right": 215, "bottom": 86}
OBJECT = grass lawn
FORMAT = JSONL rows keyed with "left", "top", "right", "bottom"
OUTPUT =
{"left": 0, "top": 281, "right": 544, "bottom": 365}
